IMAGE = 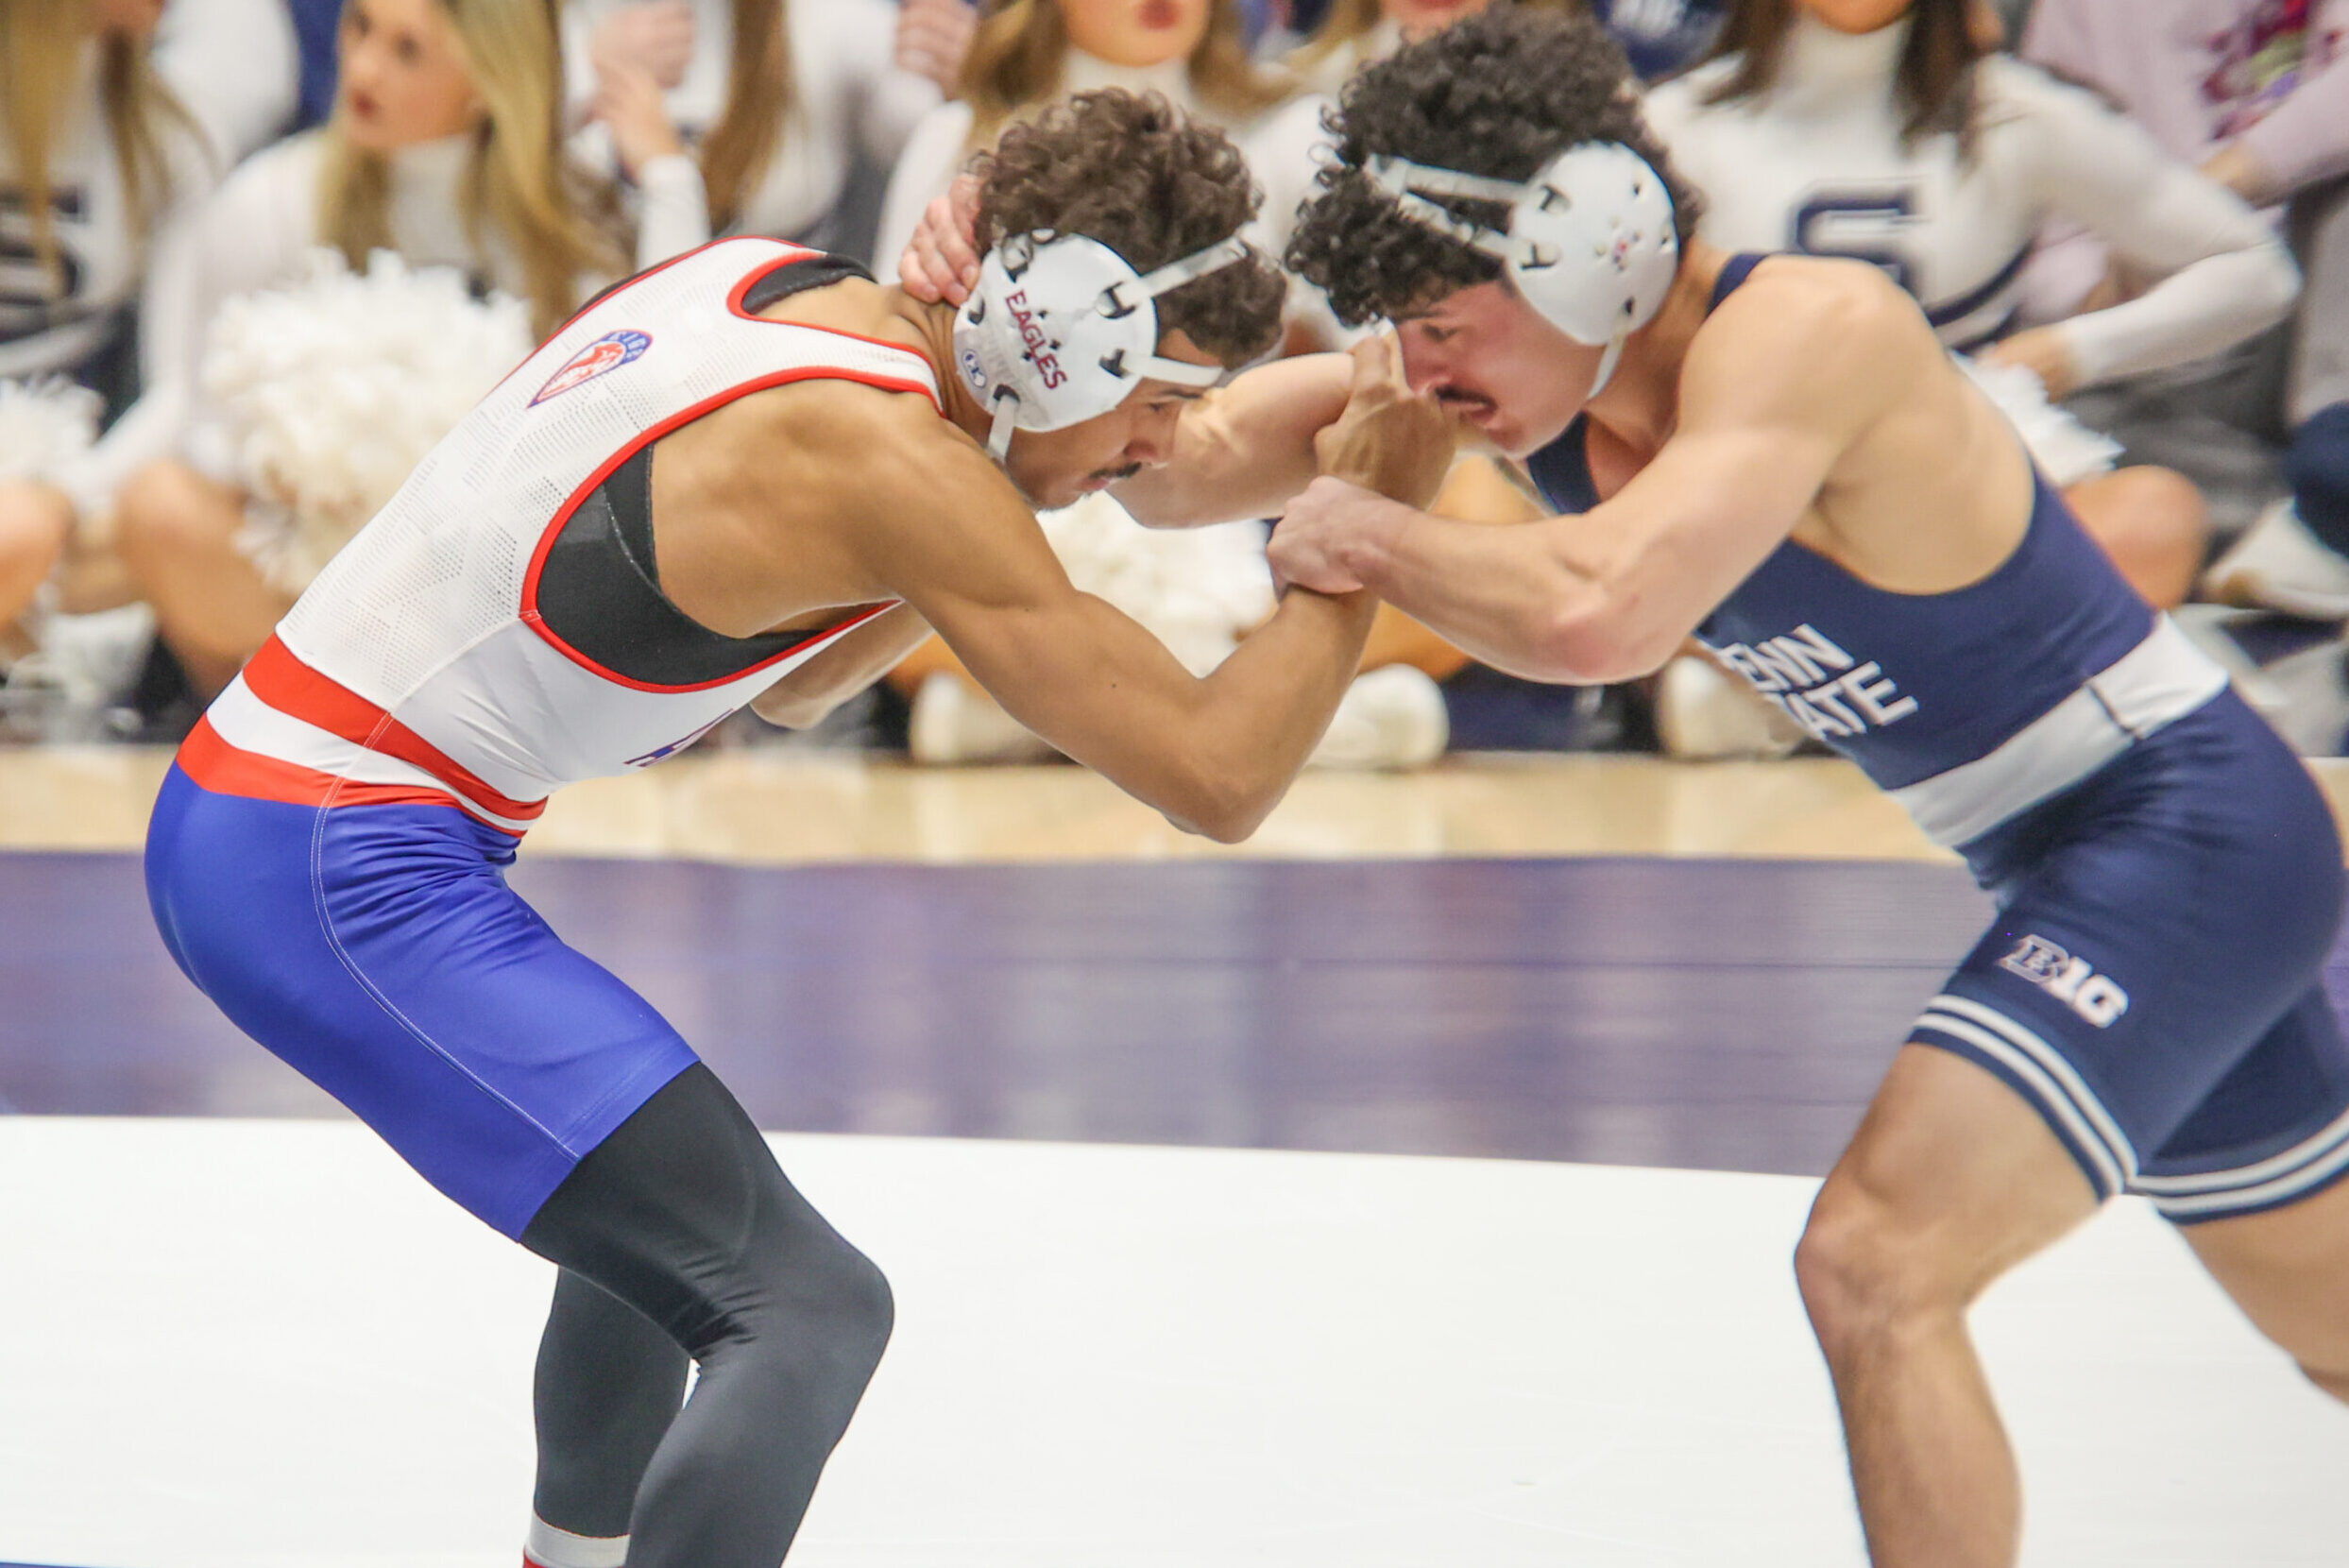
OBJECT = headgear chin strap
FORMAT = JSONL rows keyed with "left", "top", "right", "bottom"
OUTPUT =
{"left": 1368, "top": 142, "right": 1677, "bottom": 400}
{"left": 952, "top": 230, "right": 1254, "bottom": 459}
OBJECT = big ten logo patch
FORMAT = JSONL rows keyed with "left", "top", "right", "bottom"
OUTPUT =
{"left": 1999, "top": 934, "right": 2130, "bottom": 1028}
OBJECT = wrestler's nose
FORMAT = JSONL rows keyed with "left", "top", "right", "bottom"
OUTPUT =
{"left": 1398, "top": 335, "right": 1444, "bottom": 396}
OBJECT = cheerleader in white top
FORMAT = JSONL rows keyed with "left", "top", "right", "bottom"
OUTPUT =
{"left": 1642, "top": 0, "right": 2299, "bottom": 612}
{"left": 0, "top": 0, "right": 210, "bottom": 666}
{"left": 110, "top": 0, "right": 703, "bottom": 705}
{"left": 564, "top": 0, "right": 945, "bottom": 253}
{"left": 874, "top": 0, "right": 1297, "bottom": 271}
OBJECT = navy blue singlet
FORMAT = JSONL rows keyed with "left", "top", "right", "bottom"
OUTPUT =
{"left": 1525, "top": 253, "right": 2349, "bottom": 1220}
{"left": 1527, "top": 253, "right": 2170, "bottom": 798}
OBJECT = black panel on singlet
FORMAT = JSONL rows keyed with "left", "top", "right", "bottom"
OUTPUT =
{"left": 533, "top": 251, "right": 883, "bottom": 688}
{"left": 740, "top": 251, "right": 874, "bottom": 313}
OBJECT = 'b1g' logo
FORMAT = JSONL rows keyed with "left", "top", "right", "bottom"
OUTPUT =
{"left": 2000, "top": 934, "right": 2130, "bottom": 1029}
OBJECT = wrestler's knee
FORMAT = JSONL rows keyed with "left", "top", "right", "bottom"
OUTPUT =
{"left": 699, "top": 1211, "right": 895, "bottom": 1389}
{"left": 792, "top": 1230, "right": 895, "bottom": 1382}
{"left": 1794, "top": 1182, "right": 1970, "bottom": 1355}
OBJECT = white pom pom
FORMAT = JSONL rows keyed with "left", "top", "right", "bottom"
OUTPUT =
{"left": 1957, "top": 355, "right": 2122, "bottom": 489}
{"left": 0, "top": 378, "right": 102, "bottom": 485}
{"left": 1038, "top": 494, "right": 1274, "bottom": 675}
{"left": 203, "top": 247, "right": 534, "bottom": 593}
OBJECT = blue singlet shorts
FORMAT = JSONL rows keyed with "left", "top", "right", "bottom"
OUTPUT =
{"left": 1915, "top": 690, "right": 2349, "bottom": 1222}
{"left": 145, "top": 766, "right": 698, "bottom": 1237}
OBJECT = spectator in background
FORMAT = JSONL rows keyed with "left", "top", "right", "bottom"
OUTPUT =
{"left": 1640, "top": 0, "right": 2296, "bottom": 754}
{"left": 2023, "top": 3, "right": 2349, "bottom": 651}
{"left": 565, "top": 0, "right": 946, "bottom": 256}
{"left": 108, "top": 0, "right": 698, "bottom": 704}
{"left": 0, "top": 0, "right": 210, "bottom": 670}
{"left": 1286, "top": 0, "right": 1515, "bottom": 93}
{"left": 875, "top": 0, "right": 1295, "bottom": 266}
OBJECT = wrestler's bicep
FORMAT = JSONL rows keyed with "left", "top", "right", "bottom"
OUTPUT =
{"left": 1114, "top": 352, "right": 1353, "bottom": 527}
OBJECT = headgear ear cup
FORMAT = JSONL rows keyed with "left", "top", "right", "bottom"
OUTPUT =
{"left": 1366, "top": 142, "right": 1678, "bottom": 399}
{"left": 952, "top": 231, "right": 1257, "bottom": 458}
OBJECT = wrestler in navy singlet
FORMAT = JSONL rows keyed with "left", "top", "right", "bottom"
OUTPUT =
{"left": 1528, "top": 255, "right": 2349, "bottom": 1220}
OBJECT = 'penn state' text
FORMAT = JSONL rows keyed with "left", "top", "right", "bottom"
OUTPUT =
{"left": 1707, "top": 623, "right": 1917, "bottom": 741}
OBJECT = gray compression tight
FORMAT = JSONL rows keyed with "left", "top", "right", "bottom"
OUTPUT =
{"left": 519, "top": 1063, "right": 894, "bottom": 1567}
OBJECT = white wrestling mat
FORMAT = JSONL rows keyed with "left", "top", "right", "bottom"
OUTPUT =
{"left": 1, "top": 1118, "right": 2344, "bottom": 1567}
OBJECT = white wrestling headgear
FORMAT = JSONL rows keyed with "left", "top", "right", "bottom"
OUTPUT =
{"left": 952, "top": 230, "right": 1255, "bottom": 459}
{"left": 1368, "top": 142, "right": 1678, "bottom": 399}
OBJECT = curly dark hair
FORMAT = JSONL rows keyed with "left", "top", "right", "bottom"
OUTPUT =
{"left": 1286, "top": 9, "right": 1705, "bottom": 328}
{"left": 971, "top": 90, "right": 1286, "bottom": 368}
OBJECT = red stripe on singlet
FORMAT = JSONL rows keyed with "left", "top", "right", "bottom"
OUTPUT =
{"left": 175, "top": 716, "right": 519, "bottom": 830}
{"left": 234, "top": 636, "right": 550, "bottom": 823}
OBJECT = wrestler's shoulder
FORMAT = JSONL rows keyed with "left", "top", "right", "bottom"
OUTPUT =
{"left": 1715, "top": 254, "right": 1917, "bottom": 332}
{"left": 1691, "top": 256, "right": 1935, "bottom": 385}
{"left": 723, "top": 352, "right": 963, "bottom": 469}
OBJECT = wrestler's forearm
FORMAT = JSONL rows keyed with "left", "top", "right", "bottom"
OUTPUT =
{"left": 967, "top": 584, "right": 1377, "bottom": 843}
{"left": 1176, "top": 585, "right": 1380, "bottom": 834}
{"left": 749, "top": 604, "right": 935, "bottom": 727}
{"left": 1339, "top": 501, "right": 1635, "bottom": 684}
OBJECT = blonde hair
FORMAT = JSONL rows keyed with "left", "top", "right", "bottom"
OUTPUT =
{"left": 318, "top": 0, "right": 623, "bottom": 341}
{"left": 1289, "top": 0, "right": 1582, "bottom": 80}
{"left": 961, "top": 0, "right": 1294, "bottom": 145}
{"left": 0, "top": 0, "right": 196, "bottom": 291}
{"left": 698, "top": 0, "right": 791, "bottom": 232}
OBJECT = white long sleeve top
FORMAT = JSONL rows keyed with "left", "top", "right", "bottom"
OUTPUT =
{"left": 564, "top": 0, "right": 940, "bottom": 249}
{"left": 2018, "top": 0, "right": 2349, "bottom": 401}
{"left": 1641, "top": 13, "right": 2300, "bottom": 389}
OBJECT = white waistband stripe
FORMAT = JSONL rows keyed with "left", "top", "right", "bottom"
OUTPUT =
{"left": 2150, "top": 1130, "right": 2349, "bottom": 1219}
{"left": 1923, "top": 995, "right": 2142, "bottom": 1179}
{"left": 1890, "top": 616, "right": 2228, "bottom": 848}
{"left": 1913, "top": 1005, "right": 2129, "bottom": 1197}
{"left": 2136, "top": 1099, "right": 2349, "bottom": 1196}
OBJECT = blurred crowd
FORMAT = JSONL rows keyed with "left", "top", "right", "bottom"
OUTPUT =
{"left": 0, "top": 0, "right": 2342, "bottom": 770}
